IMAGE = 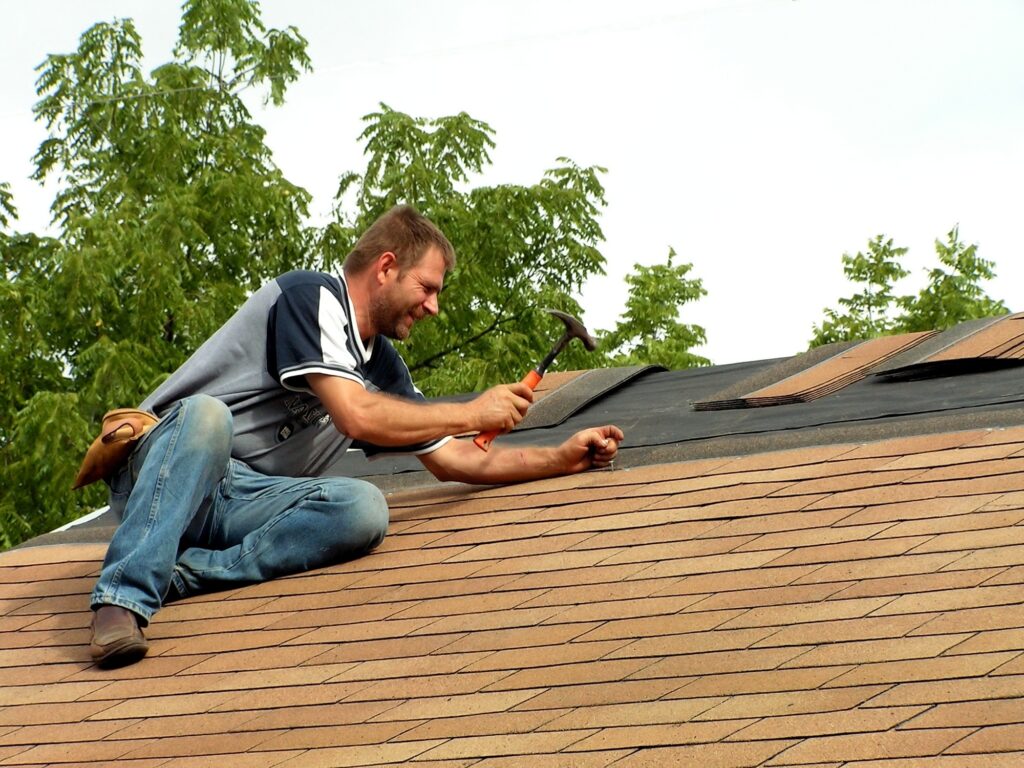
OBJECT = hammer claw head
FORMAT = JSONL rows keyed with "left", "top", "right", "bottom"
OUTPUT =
{"left": 545, "top": 308, "right": 598, "bottom": 351}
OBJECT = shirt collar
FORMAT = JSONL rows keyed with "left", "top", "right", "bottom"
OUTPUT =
{"left": 338, "top": 271, "right": 375, "bottom": 362}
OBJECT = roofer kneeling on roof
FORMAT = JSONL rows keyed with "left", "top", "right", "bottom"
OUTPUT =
{"left": 79, "top": 205, "right": 623, "bottom": 668}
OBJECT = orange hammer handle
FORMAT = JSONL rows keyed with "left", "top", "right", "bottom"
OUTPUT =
{"left": 473, "top": 369, "right": 543, "bottom": 451}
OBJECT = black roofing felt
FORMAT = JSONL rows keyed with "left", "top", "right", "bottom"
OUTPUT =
{"left": 513, "top": 365, "right": 665, "bottom": 430}
{"left": 335, "top": 354, "right": 1024, "bottom": 488}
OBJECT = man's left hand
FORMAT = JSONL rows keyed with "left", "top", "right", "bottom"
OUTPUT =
{"left": 558, "top": 425, "right": 624, "bottom": 474}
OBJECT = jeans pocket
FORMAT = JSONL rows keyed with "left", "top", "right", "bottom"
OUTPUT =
{"left": 106, "top": 462, "right": 134, "bottom": 522}
{"left": 218, "top": 459, "right": 242, "bottom": 497}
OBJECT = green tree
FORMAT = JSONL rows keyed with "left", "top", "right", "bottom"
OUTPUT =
{"left": 897, "top": 226, "right": 1008, "bottom": 331}
{"left": 1, "top": 6, "right": 708, "bottom": 549}
{"left": 0, "top": 182, "right": 15, "bottom": 226}
{"left": 317, "top": 104, "right": 708, "bottom": 396}
{"left": 810, "top": 235, "right": 910, "bottom": 347}
{"left": 600, "top": 248, "right": 709, "bottom": 369}
{"left": 0, "top": 0, "right": 312, "bottom": 547}
{"left": 810, "top": 229, "right": 1008, "bottom": 349}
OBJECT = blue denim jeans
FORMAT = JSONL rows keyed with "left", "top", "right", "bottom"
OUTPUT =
{"left": 90, "top": 395, "right": 389, "bottom": 624}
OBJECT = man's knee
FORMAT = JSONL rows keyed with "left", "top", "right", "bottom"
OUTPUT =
{"left": 176, "top": 395, "right": 232, "bottom": 458}
{"left": 321, "top": 479, "right": 390, "bottom": 552}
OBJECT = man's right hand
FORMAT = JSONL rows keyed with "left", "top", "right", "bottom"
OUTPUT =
{"left": 471, "top": 383, "right": 534, "bottom": 433}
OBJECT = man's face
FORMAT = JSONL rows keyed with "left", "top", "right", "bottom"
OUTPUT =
{"left": 371, "top": 246, "right": 446, "bottom": 341}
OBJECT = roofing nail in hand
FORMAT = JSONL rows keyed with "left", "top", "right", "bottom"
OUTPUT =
{"left": 474, "top": 309, "right": 597, "bottom": 451}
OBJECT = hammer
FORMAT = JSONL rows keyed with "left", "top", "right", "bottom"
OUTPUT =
{"left": 474, "top": 309, "right": 597, "bottom": 451}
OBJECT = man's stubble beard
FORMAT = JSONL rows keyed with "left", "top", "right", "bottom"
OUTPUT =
{"left": 370, "top": 290, "right": 412, "bottom": 341}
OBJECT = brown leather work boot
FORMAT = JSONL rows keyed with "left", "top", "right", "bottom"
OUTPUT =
{"left": 89, "top": 605, "right": 149, "bottom": 668}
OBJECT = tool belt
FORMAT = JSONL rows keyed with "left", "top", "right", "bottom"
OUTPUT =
{"left": 73, "top": 408, "right": 160, "bottom": 490}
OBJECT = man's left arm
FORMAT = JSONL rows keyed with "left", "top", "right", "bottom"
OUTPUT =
{"left": 418, "top": 425, "right": 624, "bottom": 485}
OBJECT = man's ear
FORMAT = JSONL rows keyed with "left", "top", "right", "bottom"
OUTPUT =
{"left": 376, "top": 251, "right": 398, "bottom": 284}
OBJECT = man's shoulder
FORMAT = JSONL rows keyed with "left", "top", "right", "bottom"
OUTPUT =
{"left": 274, "top": 270, "right": 343, "bottom": 297}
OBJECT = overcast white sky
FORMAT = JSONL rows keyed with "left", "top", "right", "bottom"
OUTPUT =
{"left": 2, "top": 0, "right": 1022, "bottom": 365}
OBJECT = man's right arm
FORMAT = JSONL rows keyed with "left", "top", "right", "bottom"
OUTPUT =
{"left": 306, "top": 373, "right": 533, "bottom": 447}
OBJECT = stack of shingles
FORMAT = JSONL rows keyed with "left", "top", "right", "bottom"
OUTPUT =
{"left": 928, "top": 313, "right": 1024, "bottom": 363}
{"left": 694, "top": 331, "right": 936, "bottom": 411}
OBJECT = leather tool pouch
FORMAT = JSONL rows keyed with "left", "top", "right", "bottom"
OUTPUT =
{"left": 73, "top": 408, "right": 160, "bottom": 490}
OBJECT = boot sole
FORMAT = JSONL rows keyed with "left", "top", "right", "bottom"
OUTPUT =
{"left": 91, "top": 637, "right": 150, "bottom": 669}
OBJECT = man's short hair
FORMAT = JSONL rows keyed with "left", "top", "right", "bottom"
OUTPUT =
{"left": 343, "top": 205, "right": 456, "bottom": 275}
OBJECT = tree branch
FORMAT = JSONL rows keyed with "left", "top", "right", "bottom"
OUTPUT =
{"left": 409, "top": 312, "right": 521, "bottom": 372}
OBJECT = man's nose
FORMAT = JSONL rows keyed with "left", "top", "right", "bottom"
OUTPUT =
{"left": 423, "top": 293, "right": 439, "bottom": 316}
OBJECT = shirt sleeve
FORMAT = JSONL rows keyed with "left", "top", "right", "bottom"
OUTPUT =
{"left": 355, "top": 338, "right": 452, "bottom": 458}
{"left": 268, "top": 278, "right": 365, "bottom": 392}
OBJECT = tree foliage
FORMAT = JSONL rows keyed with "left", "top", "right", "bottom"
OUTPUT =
{"left": 810, "top": 235, "right": 910, "bottom": 346}
{"left": 600, "top": 248, "right": 709, "bottom": 369}
{"left": 317, "top": 104, "right": 708, "bottom": 396}
{"left": 0, "top": 0, "right": 312, "bottom": 548}
{"left": 1, "top": 3, "right": 708, "bottom": 549}
{"left": 810, "top": 229, "right": 1008, "bottom": 348}
{"left": 897, "top": 227, "right": 1008, "bottom": 332}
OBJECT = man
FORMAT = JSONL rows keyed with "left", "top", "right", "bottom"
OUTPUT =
{"left": 89, "top": 205, "right": 623, "bottom": 668}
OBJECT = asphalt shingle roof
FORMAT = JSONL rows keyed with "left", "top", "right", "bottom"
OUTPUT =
{"left": 3, "top": 419, "right": 1024, "bottom": 766}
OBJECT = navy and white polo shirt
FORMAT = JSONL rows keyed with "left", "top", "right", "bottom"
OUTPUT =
{"left": 141, "top": 271, "right": 448, "bottom": 478}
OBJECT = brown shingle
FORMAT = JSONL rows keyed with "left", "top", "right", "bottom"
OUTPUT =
{"left": 272, "top": 739, "right": 445, "bottom": 767}
{"left": 946, "top": 628, "right": 1024, "bottom": 655}
{"left": 752, "top": 613, "right": 939, "bottom": 648}
{"left": 369, "top": 689, "right": 543, "bottom": 722}
{"left": 943, "top": 723, "right": 1024, "bottom": 754}
{"left": 123, "top": 730, "right": 285, "bottom": 759}
{"left": 670, "top": 666, "right": 856, "bottom": 698}
{"left": 825, "top": 567, "right": 1001, "bottom": 600}
{"left": 394, "top": 709, "right": 569, "bottom": 742}
{"left": 908, "top": 604, "right": 1024, "bottom": 635}
{"left": 837, "top": 494, "right": 1005, "bottom": 527}
{"left": 902, "top": 698, "right": 1024, "bottom": 728}
{"left": 693, "top": 685, "right": 888, "bottom": 720}
{"left": 573, "top": 607, "right": 743, "bottom": 643}
{"left": 563, "top": 718, "right": 756, "bottom": 750}
{"left": 778, "top": 634, "right": 972, "bottom": 668}
{"left": 0, "top": 680, "right": 109, "bottom": 706}
{"left": 727, "top": 704, "right": 927, "bottom": 740}
{"left": 606, "top": 626, "right": 777, "bottom": 660}
{"left": 468, "top": 752, "right": 631, "bottom": 768}
{"left": 631, "top": 646, "right": 813, "bottom": 680}
{"left": 483, "top": 657, "right": 656, "bottom": 691}
{"left": 870, "top": 584, "right": 1024, "bottom": 615}
{"left": 657, "top": 564, "right": 822, "bottom": 597}
{"left": 630, "top": 549, "right": 794, "bottom": 581}
{"left": 0, "top": 718, "right": 141, "bottom": 747}
{"left": 688, "top": 582, "right": 853, "bottom": 612}
{"left": 605, "top": 739, "right": 797, "bottom": 768}
{"left": 249, "top": 721, "right": 415, "bottom": 751}
{"left": 865, "top": 673, "right": 1024, "bottom": 707}
{"left": 0, "top": 701, "right": 116, "bottom": 727}
{"left": 765, "top": 728, "right": 974, "bottom": 764}
{"left": 536, "top": 696, "right": 725, "bottom": 730}
{"left": 512, "top": 678, "right": 688, "bottom": 710}
{"left": 822, "top": 651, "right": 1020, "bottom": 688}
{"left": 147, "top": 753, "right": 305, "bottom": 768}
{"left": 413, "top": 730, "right": 596, "bottom": 761}
{"left": 0, "top": 738, "right": 160, "bottom": 765}
{"left": 718, "top": 596, "right": 895, "bottom": 630}
{"left": 765, "top": 536, "right": 933, "bottom": 568}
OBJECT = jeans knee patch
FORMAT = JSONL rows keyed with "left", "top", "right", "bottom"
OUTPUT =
{"left": 183, "top": 395, "right": 233, "bottom": 455}
{"left": 322, "top": 480, "right": 389, "bottom": 547}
